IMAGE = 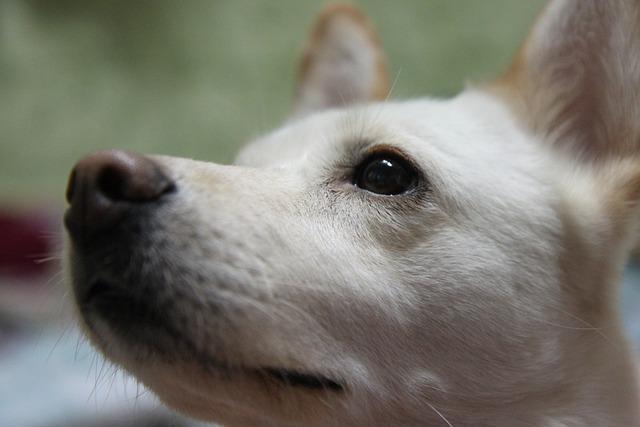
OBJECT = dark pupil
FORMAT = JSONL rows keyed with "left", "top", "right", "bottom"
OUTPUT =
{"left": 358, "top": 158, "right": 412, "bottom": 195}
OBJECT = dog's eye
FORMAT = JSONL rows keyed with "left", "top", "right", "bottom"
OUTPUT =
{"left": 354, "top": 153, "right": 417, "bottom": 195}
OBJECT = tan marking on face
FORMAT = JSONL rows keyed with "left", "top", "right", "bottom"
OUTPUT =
{"left": 599, "top": 159, "right": 640, "bottom": 236}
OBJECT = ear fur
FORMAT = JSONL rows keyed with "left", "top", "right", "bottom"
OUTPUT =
{"left": 494, "top": 0, "right": 640, "bottom": 162}
{"left": 292, "top": 4, "right": 389, "bottom": 118}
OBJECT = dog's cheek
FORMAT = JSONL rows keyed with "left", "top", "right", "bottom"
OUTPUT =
{"left": 390, "top": 228, "right": 571, "bottom": 385}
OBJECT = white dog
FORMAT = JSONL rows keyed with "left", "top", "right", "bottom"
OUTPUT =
{"left": 64, "top": 2, "right": 640, "bottom": 426}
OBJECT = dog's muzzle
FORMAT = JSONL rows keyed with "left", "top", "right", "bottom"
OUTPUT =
{"left": 63, "top": 151, "right": 347, "bottom": 393}
{"left": 64, "top": 150, "right": 175, "bottom": 311}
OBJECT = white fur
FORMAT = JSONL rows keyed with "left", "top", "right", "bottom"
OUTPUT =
{"left": 68, "top": 2, "right": 640, "bottom": 426}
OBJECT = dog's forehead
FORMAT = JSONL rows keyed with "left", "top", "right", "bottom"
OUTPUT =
{"left": 236, "top": 90, "right": 541, "bottom": 178}
{"left": 235, "top": 109, "right": 346, "bottom": 168}
{"left": 233, "top": 90, "right": 559, "bottom": 229}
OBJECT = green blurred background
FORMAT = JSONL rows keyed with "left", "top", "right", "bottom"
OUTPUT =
{"left": 0, "top": 0, "right": 545, "bottom": 205}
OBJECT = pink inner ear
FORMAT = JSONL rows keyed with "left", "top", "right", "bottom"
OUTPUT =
{"left": 489, "top": 0, "right": 640, "bottom": 163}
{"left": 292, "top": 4, "right": 389, "bottom": 118}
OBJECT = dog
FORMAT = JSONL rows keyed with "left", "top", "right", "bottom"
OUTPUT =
{"left": 64, "top": 2, "right": 640, "bottom": 426}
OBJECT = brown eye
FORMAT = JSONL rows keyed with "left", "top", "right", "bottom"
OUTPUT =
{"left": 354, "top": 154, "right": 417, "bottom": 195}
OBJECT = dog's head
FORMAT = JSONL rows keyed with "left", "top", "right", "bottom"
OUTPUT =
{"left": 64, "top": 2, "right": 640, "bottom": 426}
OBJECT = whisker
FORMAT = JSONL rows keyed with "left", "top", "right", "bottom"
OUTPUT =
{"left": 32, "top": 255, "right": 61, "bottom": 264}
{"left": 426, "top": 401, "right": 454, "bottom": 427}
{"left": 385, "top": 67, "right": 402, "bottom": 103}
{"left": 545, "top": 305, "right": 619, "bottom": 349}
{"left": 104, "top": 365, "right": 120, "bottom": 404}
{"left": 45, "top": 321, "right": 72, "bottom": 361}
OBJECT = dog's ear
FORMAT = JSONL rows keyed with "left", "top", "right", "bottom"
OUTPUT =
{"left": 292, "top": 4, "right": 389, "bottom": 118}
{"left": 494, "top": 0, "right": 640, "bottom": 230}
{"left": 496, "top": 0, "right": 640, "bottom": 162}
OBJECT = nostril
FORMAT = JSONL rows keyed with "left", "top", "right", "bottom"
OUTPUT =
{"left": 84, "top": 151, "right": 174, "bottom": 203}
{"left": 64, "top": 150, "right": 175, "bottom": 237}
{"left": 97, "top": 165, "right": 128, "bottom": 201}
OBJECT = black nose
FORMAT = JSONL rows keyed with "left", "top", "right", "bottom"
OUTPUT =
{"left": 64, "top": 150, "right": 174, "bottom": 239}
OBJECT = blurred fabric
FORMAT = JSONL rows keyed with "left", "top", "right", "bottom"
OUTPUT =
{"left": 0, "top": 209, "right": 56, "bottom": 278}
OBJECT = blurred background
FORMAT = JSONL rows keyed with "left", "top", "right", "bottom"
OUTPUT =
{"left": 1, "top": 1, "right": 638, "bottom": 426}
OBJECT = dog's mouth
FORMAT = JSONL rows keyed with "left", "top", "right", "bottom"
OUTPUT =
{"left": 259, "top": 367, "right": 344, "bottom": 391}
{"left": 81, "top": 278, "right": 122, "bottom": 306}
{"left": 78, "top": 279, "right": 345, "bottom": 393}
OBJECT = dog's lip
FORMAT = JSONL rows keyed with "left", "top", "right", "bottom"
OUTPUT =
{"left": 81, "top": 278, "right": 113, "bottom": 306}
{"left": 80, "top": 278, "right": 141, "bottom": 311}
{"left": 79, "top": 280, "right": 345, "bottom": 393}
{"left": 257, "top": 367, "right": 344, "bottom": 392}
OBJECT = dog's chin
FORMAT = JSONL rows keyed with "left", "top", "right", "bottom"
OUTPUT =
{"left": 131, "top": 358, "right": 349, "bottom": 427}
{"left": 74, "top": 277, "right": 346, "bottom": 424}
{"left": 84, "top": 324, "right": 347, "bottom": 427}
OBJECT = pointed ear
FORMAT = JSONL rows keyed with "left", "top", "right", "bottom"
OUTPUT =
{"left": 494, "top": 0, "right": 640, "bottom": 162}
{"left": 292, "top": 4, "right": 390, "bottom": 118}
